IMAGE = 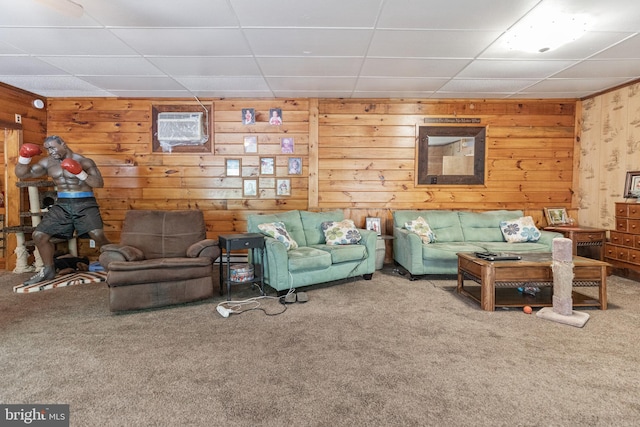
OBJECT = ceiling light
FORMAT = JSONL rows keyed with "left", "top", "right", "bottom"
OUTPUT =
{"left": 504, "top": 6, "right": 590, "bottom": 53}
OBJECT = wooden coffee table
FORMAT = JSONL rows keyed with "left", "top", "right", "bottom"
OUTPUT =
{"left": 457, "top": 252, "right": 609, "bottom": 311}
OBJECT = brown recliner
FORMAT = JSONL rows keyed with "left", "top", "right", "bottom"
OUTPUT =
{"left": 99, "top": 210, "right": 220, "bottom": 312}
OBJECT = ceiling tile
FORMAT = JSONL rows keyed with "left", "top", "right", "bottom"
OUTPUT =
{"left": 360, "top": 58, "right": 470, "bottom": 77}
{"left": 368, "top": 30, "right": 502, "bottom": 57}
{"left": 245, "top": 28, "right": 372, "bottom": 56}
{"left": 356, "top": 77, "right": 448, "bottom": 92}
{"left": 0, "top": 28, "right": 137, "bottom": 55}
{"left": 39, "top": 56, "right": 165, "bottom": 76}
{"left": 458, "top": 60, "right": 578, "bottom": 79}
{"left": 148, "top": 57, "right": 261, "bottom": 76}
{"left": 81, "top": 76, "right": 185, "bottom": 91}
{"left": 257, "top": 57, "right": 364, "bottom": 77}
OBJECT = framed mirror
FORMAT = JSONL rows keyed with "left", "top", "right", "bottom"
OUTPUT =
{"left": 416, "top": 126, "right": 486, "bottom": 185}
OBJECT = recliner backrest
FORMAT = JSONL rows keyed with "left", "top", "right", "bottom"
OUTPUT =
{"left": 120, "top": 210, "right": 206, "bottom": 259}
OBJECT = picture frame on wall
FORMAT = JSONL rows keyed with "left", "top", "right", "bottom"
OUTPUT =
{"left": 260, "top": 157, "right": 275, "bottom": 175}
{"left": 281, "top": 137, "right": 294, "bottom": 153}
{"left": 226, "top": 158, "right": 241, "bottom": 177}
{"left": 288, "top": 157, "right": 302, "bottom": 175}
{"left": 544, "top": 207, "right": 569, "bottom": 226}
{"left": 276, "top": 178, "right": 291, "bottom": 196}
{"left": 243, "top": 135, "right": 258, "bottom": 153}
{"left": 366, "top": 217, "right": 382, "bottom": 235}
{"left": 242, "top": 108, "right": 255, "bottom": 125}
{"left": 269, "top": 108, "right": 283, "bottom": 125}
{"left": 623, "top": 170, "right": 640, "bottom": 198}
{"left": 243, "top": 179, "right": 258, "bottom": 197}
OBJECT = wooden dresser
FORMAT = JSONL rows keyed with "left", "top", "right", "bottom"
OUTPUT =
{"left": 605, "top": 202, "right": 640, "bottom": 274}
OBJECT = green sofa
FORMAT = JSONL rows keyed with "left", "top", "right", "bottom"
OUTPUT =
{"left": 393, "top": 210, "right": 563, "bottom": 278}
{"left": 247, "top": 210, "right": 377, "bottom": 292}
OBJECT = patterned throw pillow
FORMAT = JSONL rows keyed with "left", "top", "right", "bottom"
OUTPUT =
{"left": 404, "top": 216, "right": 436, "bottom": 243}
{"left": 321, "top": 219, "right": 362, "bottom": 245}
{"left": 499, "top": 216, "right": 541, "bottom": 243}
{"left": 257, "top": 222, "right": 299, "bottom": 250}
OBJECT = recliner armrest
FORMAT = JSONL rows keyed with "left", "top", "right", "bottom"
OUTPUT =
{"left": 100, "top": 243, "right": 145, "bottom": 262}
{"left": 187, "top": 239, "right": 220, "bottom": 260}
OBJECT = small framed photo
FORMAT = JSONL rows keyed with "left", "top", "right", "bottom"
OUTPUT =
{"left": 366, "top": 217, "right": 382, "bottom": 235}
{"left": 242, "top": 108, "right": 255, "bottom": 125}
{"left": 226, "top": 158, "right": 241, "bottom": 177}
{"left": 624, "top": 170, "right": 640, "bottom": 198}
{"left": 260, "top": 157, "right": 275, "bottom": 175}
{"left": 281, "top": 137, "right": 294, "bottom": 154}
{"left": 243, "top": 135, "right": 258, "bottom": 153}
{"left": 544, "top": 207, "right": 569, "bottom": 226}
{"left": 288, "top": 157, "right": 302, "bottom": 175}
{"left": 243, "top": 179, "right": 258, "bottom": 197}
{"left": 269, "top": 108, "right": 283, "bottom": 125}
{"left": 276, "top": 178, "right": 291, "bottom": 196}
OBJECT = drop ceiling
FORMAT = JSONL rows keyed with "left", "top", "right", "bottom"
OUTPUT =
{"left": 1, "top": 0, "right": 639, "bottom": 99}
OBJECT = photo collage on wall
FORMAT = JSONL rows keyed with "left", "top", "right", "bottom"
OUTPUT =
{"left": 232, "top": 107, "right": 298, "bottom": 197}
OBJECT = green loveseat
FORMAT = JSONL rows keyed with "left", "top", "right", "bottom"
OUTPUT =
{"left": 393, "top": 210, "right": 563, "bottom": 278}
{"left": 247, "top": 210, "right": 377, "bottom": 292}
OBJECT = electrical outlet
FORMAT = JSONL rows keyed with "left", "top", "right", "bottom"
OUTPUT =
{"left": 89, "top": 239, "right": 96, "bottom": 248}
{"left": 15, "top": 114, "right": 21, "bottom": 124}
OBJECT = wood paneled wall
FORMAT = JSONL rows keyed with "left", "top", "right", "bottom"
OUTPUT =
{"left": 37, "top": 97, "right": 576, "bottom": 258}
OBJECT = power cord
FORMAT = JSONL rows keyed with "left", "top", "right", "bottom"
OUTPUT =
{"left": 216, "top": 295, "right": 287, "bottom": 318}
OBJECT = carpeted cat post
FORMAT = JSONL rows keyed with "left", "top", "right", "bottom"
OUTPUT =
{"left": 537, "top": 237, "right": 590, "bottom": 327}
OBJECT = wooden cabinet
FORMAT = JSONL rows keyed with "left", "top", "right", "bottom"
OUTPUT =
{"left": 544, "top": 225, "right": 606, "bottom": 260}
{"left": 605, "top": 202, "right": 640, "bottom": 275}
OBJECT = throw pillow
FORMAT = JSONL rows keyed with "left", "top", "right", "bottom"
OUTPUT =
{"left": 499, "top": 216, "right": 541, "bottom": 243}
{"left": 321, "top": 219, "right": 362, "bottom": 245}
{"left": 404, "top": 216, "right": 437, "bottom": 243}
{"left": 257, "top": 222, "right": 299, "bottom": 250}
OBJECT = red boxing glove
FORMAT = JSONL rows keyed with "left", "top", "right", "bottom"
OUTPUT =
{"left": 18, "top": 143, "right": 42, "bottom": 164}
{"left": 61, "top": 158, "right": 88, "bottom": 180}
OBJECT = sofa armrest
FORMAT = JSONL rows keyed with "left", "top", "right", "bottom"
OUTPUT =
{"left": 187, "top": 239, "right": 220, "bottom": 260}
{"left": 393, "top": 227, "right": 425, "bottom": 274}
{"left": 357, "top": 229, "right": 378, "bottom": 273}
{"left": 537, "top": 230, "right": 564, "bottom": 247}
{"left": 258, "top": 236, "right": 290, "bottom": 289}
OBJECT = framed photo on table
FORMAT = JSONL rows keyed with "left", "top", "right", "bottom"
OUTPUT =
{"left": 544, "top": 207, "right": 569, "bottom": 226}
{"left": 366, "top": 217, "right": 382, "bottom": 235}
{"left": 623, "top": 170, "right": 640, "bottom": 198}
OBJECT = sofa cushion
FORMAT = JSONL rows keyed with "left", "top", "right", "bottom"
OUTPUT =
{"left": 499, "top": 216, "right": 541, "bottom": 242}
{"left": 422, "top": 242, "right": 487, "bottom": 260}
{"left": 257, "top": 221, "right": 299, "bottom": 250}
{"left": 322, "top": 219, "right": 362, "bottom": 245}
{"left": 459, "top": 210, "right": 523, "bottom": 242}
{"left": 300, "top": 210, "right": 344, "bottom": 245}
{"left": 287, "top": 247, "right": 332, "bottom": 272}
{"left": 405, "top": 216, "right": 436, "bottom": 243}
{"left": 477, "top": 242, "right": 551, "bottom": 253}
{"left": 311, "top": 244, "right": 368, "bottom": 264}
{"left": 420, "top": 211, "right": 465, "bottom": 242}
{"left": 247, "top": 210, "right": 306, "bottom": 246}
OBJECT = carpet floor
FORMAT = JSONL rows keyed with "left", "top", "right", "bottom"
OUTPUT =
{"left": 1, "top": 265, "right": 639, "bottom": 426}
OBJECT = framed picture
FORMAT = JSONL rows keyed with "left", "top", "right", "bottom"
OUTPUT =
{"left": 281, "top": 137, "right": 294, "bottom": 154}
{"left": 624, "top": 170, "right": 640, "bottom": 198}
{"left": 243, "top": 135, "right": 257, "bottom": 153}
{"left": 276, "top": 178, "right": 291, "bottom": 196}
{"left": 260, "top": 157, "right": 275, "bottom": 175}
{"left": 242, "top": 108, "right": 255, "bottom": 125}
{"left": 269, "top": 108, "right": 283, "bottom": 125}
{"left": 288, "top": 157, "right": 302, "bottom": 175}
{"left": 226, "top": 158, "right": 241, "bottom": 177}
{"left": 366, "top": 217, "right": 382, "bottom": 235}
{"left": 544, "top": 207, "right": 569, "bottom": 226}
{"left": 243, "top": 179, "right": 258, "bottom": 197}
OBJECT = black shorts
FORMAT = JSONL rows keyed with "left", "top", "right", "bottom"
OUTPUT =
{"left": 36, "top": 197, "right": 104, "bottom": 239}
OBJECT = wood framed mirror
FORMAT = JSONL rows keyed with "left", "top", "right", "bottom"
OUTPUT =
{"left": 416, "top": 126, "right": 486, "bottom": 185}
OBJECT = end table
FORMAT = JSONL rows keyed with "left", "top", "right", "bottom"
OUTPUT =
{"left": 218, "top": 233, "right": 265, "bottom": 300}
{"left": 544, "top": 225, "right": 606, "bottom": 261}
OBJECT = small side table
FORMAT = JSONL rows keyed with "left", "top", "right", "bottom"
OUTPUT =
{"left": 544, "top": 225, "right": 606, "bottom": 261}
{"left": 218, "top": 233, "right": 265, "bottom": 300}
{"left": 375, "top": 235, "right": 394, "bottom": 270}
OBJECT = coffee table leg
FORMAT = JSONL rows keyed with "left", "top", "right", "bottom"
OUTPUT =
{"left": 481, "top": 265, "right": 495, "bottom": 311}
{"left": 599, "top": 265, "right": 607, "bottom": 310}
